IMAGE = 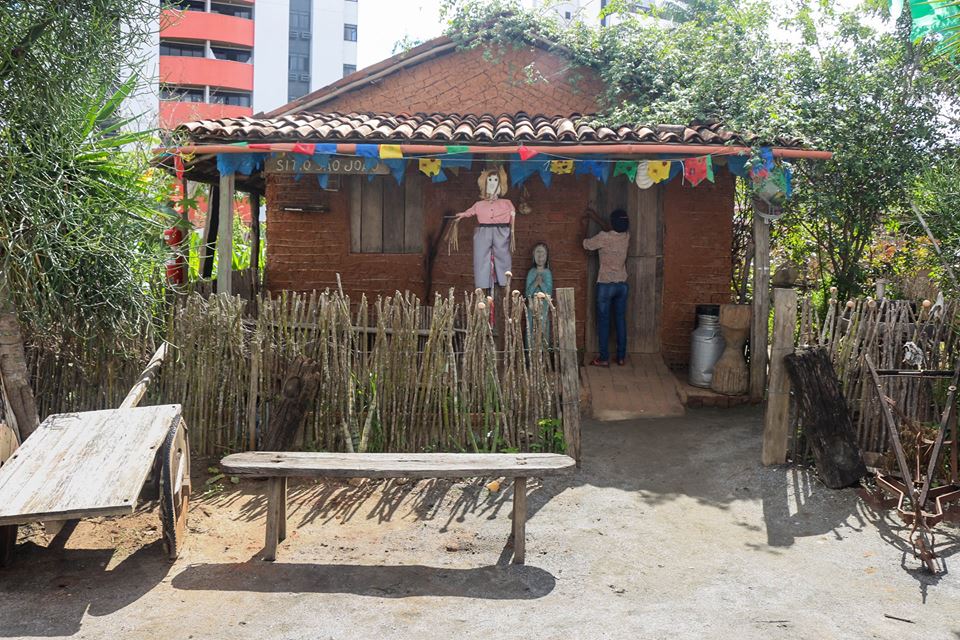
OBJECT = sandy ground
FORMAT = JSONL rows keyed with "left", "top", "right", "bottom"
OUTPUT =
{"left": 1, "top": 406, "right": 959, "bottom": 639}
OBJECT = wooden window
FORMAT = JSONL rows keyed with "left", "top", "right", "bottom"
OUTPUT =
{"left": 349, "top": 175, "right": 423, "bottom": 254}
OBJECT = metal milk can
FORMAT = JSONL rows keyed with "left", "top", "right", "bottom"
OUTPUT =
{"left": 689, "top": 313, "right": 725, "bottom": 388}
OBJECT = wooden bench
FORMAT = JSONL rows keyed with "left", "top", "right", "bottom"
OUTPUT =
{"left": 220, "top": 451, "right": 576, "bottom": 564}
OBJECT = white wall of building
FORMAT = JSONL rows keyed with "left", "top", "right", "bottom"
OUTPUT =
{"left": 253, "top": 0, "right": 291, "bottom": 113}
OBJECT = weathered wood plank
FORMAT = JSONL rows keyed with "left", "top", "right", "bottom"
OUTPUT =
{"left": 512, "top": 477, "right": 527, "bottom": 564}
{"left": 751, "top": 212, "right": 771, "bottom": 399}
{"left": 349, "top": 176, "right": 362, "bottom": 253}
{"left": 762, "top": 287, "right": 797, "bottom": 465}
{"left": 0, "top": 406, "right": 181, "bottom": 525}
{"left": 556, "top": 288, "right": 582, "bottom": 465}
{"left": 382, "top": 176, "right": 406, "bottom": 253}
{"left": 404, "top": 172, "right": 424, "bottom": 252}
{"left": 220, "top": 451, "right": 576, "bottom": 479}
{"left": 199, "top": 185, "right": 219, "bottom": 279}
{"left": 264, "top": 477, "right": 283, "bottom": 561}
{"left": 360, "top": 177, "right": 383, "bottom": 252}
{"left": 217, "top": 173, "right": 235, "bottom": 295}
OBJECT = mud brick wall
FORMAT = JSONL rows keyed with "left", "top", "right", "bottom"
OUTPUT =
{"left": 319, "top": 44, "right": 605, "bottom": 115}
{"left": 265, "top": 170, "right": 594, "bottom": 348}
{"left": 660, "top": 173, "right": 736, "bottom": 366}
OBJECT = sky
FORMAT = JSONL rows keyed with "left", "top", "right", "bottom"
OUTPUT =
{"left": 357, "top": 1, "right": 445, "bottom": 68}
{"left": 356, "top": 0, "right": 879, "bottom": 69}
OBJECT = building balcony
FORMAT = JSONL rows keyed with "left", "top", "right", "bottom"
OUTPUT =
{"left": 160, "top": 8, "right": 254, "bottom": 48}
{"left": 160, "top": 56, "right": 254, "bottom": 92}
{"left": 159, "top": 101, "right": 252, "bottom": 130}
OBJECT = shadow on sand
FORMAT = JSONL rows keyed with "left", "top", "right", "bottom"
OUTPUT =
{"left": 171, "top": 560, "right": 555, "bottom": 599}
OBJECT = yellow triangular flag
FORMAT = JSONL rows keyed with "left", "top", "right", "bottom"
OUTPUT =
{"left": 379, "top": 144, "right": 403, "bottom": 159}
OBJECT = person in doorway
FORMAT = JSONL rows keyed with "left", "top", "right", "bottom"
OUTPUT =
{"left": 582, "top": 207, "right": 630, "bottom": 366}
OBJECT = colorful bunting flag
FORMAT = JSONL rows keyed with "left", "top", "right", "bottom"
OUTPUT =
{"left": 726, "top": 154, "right": 749, "bottom": 177}
{"left": 647, "top": 160, "right": 671, "bottom": 183}
{"left": 550, "top": 160, "right": 574, "bottom": 174}
{"left": 382, "top": 158, "right": 406, "bottom": 185}
{"left": 379, "top": 144, "right": 403, "bottom": 159}
{"left": 445, "top": 145, "right": 470, "bottom": 154}
{"left": 706, "top": 155, "right": 715, "bottom": 183}
{"left": 635, "top": 161, "right": 653, "bottom": 189}
{"left": 575, "top": 157, "right": 610, "bottom": 183}
{"left": 419, "top": 158, "right": 442, "bottom": 177}
{"left": 292, "top": 142, "right": 316, "bottom": 155}
{"left": 683, "top": 156, "right": 710, "bottom": 186}
{"left": 432, "top": 169, "right": 448, "bottom": 183}
{"left": 613, "top": 160, "right": 638, "bottom": 182}
{"left": 216, "top": 152, "right": 266, "bottom": 177}
{"left": 442, "top": 154, "right": 473, "bottom": 169}
{"left": 317, "top": 174, "right": 330, "bottom": 189}
{"left": 315, "top": 143, "right": 338, "bottom": 154}
{"left": 518, "top": 145, "right": 539, "bottom": 161}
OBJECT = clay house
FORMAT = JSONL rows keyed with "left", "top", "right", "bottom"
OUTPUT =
{"left": 164, "top": 34, "right": 827, "bottom": 415}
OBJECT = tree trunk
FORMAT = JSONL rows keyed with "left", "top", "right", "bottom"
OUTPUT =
{"left": 262, "top": 357, "right": 321, "bottom": 451}
{"left": 0, "top": 293, "right": 38, "bottom": 441}
{"left": 784, "top": 347, "right": 866, "bottom": 488}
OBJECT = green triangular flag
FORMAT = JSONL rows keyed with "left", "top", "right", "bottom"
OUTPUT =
{"left": 445, "top": 145, "right": 470, "bottom": 154}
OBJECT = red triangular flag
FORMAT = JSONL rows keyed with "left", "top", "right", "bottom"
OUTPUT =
{"left": 292, "top": 142, "right": 316, "bottom": 155}
{"left": 518, "top": 145, "right": 539, "bottom": 161}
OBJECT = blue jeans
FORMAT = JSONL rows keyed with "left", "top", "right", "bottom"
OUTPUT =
{"left": 596, "top": 282, "right": 628, "bottom": 361}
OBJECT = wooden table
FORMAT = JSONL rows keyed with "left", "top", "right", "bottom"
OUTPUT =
{"left": 221, "top": 451, "right": 576, "bottom": 564}
{"left": 0, "top": 405, "right": 190, "bottom": 566}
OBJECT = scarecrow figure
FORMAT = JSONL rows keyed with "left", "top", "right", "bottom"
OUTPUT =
{"left": 455, "top": 165, "right": 515, "bottom": 289}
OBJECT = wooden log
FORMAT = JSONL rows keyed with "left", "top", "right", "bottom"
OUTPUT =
{"left": 784, "top": 348, "right": 866, "bottom": 488}
{"left": 199, "top": 185, "right": 220, "bottom": 279}
{"left": 711, "top": 304, "right": 751, "bottom": 396}
{"left": 512, "top": 477, "right": 527, "bottom": 564}
{"left": 119, "top": 343, "right": 167, "bottom": 409}
{"left": 246, "top": 345, "right": 260, "bottom": 451}
{"left": 217, "top": 173, "right": 235, "bottom": 295}
{"left": 0, "top": 299, "right": 39, "bottom": 441}
{"left": 750, "top": 209, "right": 771, "bottom": 400}
{"left": 556, "top": 288, "right": 582, "bottom": 465}
{"left": 762, "top": 288, "right": 797, "bottom": 464}
{"left": 261, "top": 357, "right": 321, "bottom": 451}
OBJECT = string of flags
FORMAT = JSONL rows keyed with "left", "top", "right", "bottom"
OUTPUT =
{"left": 210, "top": 141, "right": 794, "bottom": 206}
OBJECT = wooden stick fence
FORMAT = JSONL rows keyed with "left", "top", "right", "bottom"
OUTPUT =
{"left": 793, "top": 295, "right": 960, "bottom": 460}
{"left": 26, "top": 289, "right": 572, "bottom": 458}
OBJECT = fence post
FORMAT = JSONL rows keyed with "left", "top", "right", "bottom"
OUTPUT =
{"left": 750, "top": 211, "right": 771, "bottom": 400}
{"left": 556, "top": 287, "right": 581, "bottom": 466}
{"left": 762, "top": 286, "right": 797, "bottom": 465}
{"left": 217, "top": 173, "right": 235, "bottom": 295}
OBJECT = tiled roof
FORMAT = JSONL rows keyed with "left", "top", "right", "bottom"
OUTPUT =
{"left": 175, "top": 111, "right": 805, "bottom": 148}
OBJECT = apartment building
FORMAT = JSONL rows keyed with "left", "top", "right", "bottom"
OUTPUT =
{"left": 152, "top": 0, "right": 359, "bottom": 129}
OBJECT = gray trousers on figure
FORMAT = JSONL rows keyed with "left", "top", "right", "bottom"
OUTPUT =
{"left": 473, "top": 224, "right": 512, "bottom": 288}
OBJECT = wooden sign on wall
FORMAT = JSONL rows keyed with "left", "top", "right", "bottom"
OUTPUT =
{"left": 265, "top": 153, "right": 389, "bottom": 175}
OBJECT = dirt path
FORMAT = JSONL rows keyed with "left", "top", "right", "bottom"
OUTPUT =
{"left": 1, "top": 406, "right": 958, "bottom": 639}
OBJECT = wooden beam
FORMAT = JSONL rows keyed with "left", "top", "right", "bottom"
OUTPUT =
{"left": 199, "top": 185, "right": 220, "bottom": 279}
{"left": 250, "top": 190, "right": 262, "bottom": 295}
{"left": 556, "top": 287, "right": 582, "bottom": 465}
{"left": 750, "top": 212, "right": 771, "bottom": 400}
{"left": 762, "top": 287, "right": 797, "bottom": 465}
{"left": 217, "top": 173, "right": 235, "bottom": 295}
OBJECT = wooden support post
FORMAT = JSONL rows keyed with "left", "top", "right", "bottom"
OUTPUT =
{"left": 250, "top": 190, "right": 262, "bottom": 295}
{"left": 750, "top": 211, "right": 771, "bottom": 400}
{"left": 512, "top": 477, "right": 527, "bottom": 564}
{"left": 762, "top": 287, "right": 797, "bottom": 465}
{"left": 199, "top": 185, "right": 220, "bottom": 279}
{"left": 278, "top": 477, "right": 287, "bottom": 542}
{"left": 263, "top": 477, "right": 284, "bottom": 561}
{"left": 556, "top": 288, "right": 582, "bottom": 466}
{"left": 217, "top": 173, "right": 235, "bottom": 295}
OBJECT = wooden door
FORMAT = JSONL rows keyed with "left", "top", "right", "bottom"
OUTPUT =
{"left": 586, "top": 176, "right": 663, "bottom": 357}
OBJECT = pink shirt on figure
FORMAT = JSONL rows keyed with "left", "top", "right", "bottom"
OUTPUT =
{"left": 460, "top": 199, "right": 516, "bottom": 224}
